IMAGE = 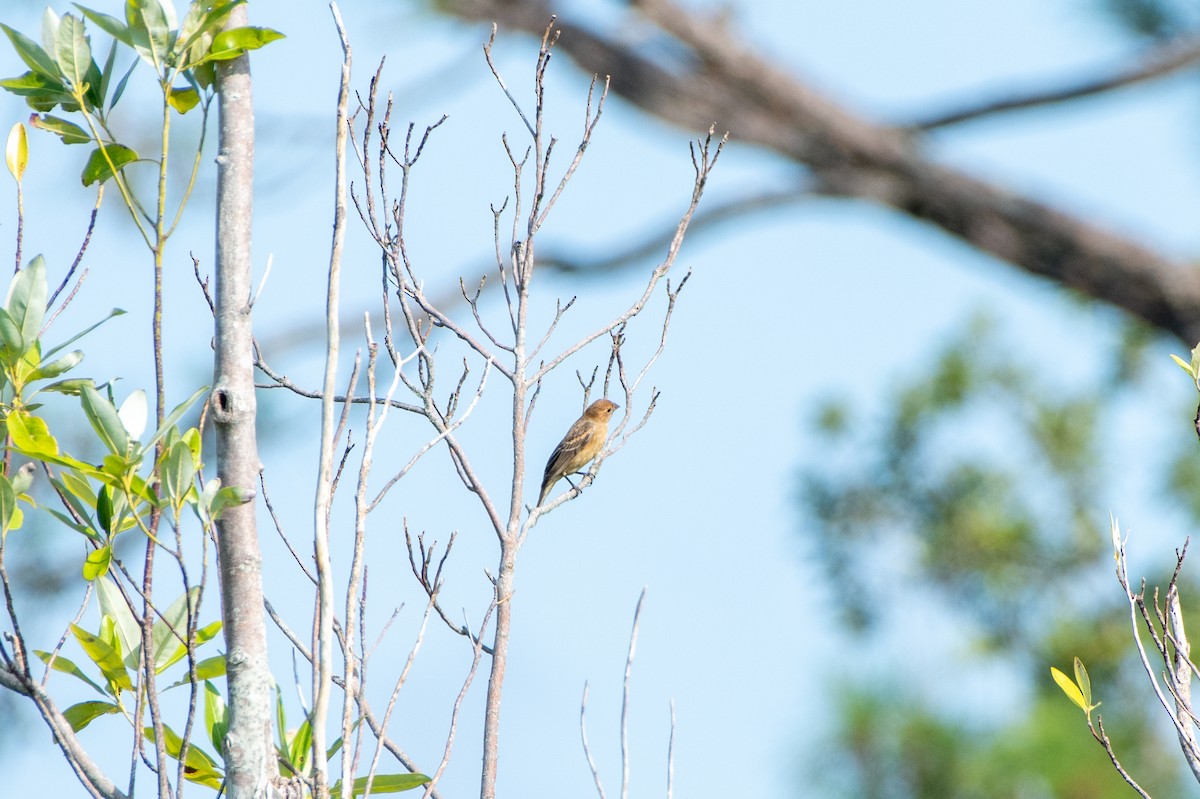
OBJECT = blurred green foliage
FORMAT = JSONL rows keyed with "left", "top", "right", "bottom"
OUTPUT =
{"left": 798, "top": 311, "right": 1200, "bottom": 797}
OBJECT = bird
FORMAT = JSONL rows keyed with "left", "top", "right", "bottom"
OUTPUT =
{"left": 538, "top": 398, "right": 619, "bottom": 505}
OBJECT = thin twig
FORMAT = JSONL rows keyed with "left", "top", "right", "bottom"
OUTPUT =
{"left": 580, "top": 682, "right": 607, "bottom": 799}
{"left": 620, "top": 589, "right": 647, "bottom": 799}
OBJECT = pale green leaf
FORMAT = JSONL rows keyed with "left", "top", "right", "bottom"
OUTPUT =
{"left": 143, "top": 723, "right": 224, "bottom": 789}
{"left": 1051, "top": 666, "right": 1088, "bottom": 713}
{"left": 145, "top": 385, "right": 208, "bottom": 451}
{"left": 34, "top": 649, "right": 106, "bottom": 694}
{"left": 63, "top": 699, "right": 119, "bottom": 731}
{"left": 205, "top": 680, "right": 227, "bottom": 752}
{"left": 82, "top": 543, "right": 111, "bottom": 580}
{"left": 80, "top": 381, "right": 129, "bottom": 454}
{"left": 7, "top": 254, "right": 47, "bottom": 349}
{"left": 166, "top": 85, "right": 198, "bottom": 113}
{"left": 1073, "top": 657, "right": 1093, "bottom": 708}
{"left": 55, "top": 14, "right": 92, "bottom": 88}
{"left": 0, "top": 23, "right": 61, "bottom": 81}
{"left": 74, "top": 6, "right": 133, "bottom": 48}
{"left": 5, "top": 122, "right": 27, "bottom": 180}
{"left": 0, "top": 474, "right": 15, "bottom": 534}
{"left": 70, "top": 621, "right": 131, "bottom": 692}
{"left": 117, "top": 388, "right": 147, "bottom": 440}
{"left": 97, "top": 575, "right": 142, "bottom": 670}
{"left": 331, "top": 774, "right": 433, "bottom": 796}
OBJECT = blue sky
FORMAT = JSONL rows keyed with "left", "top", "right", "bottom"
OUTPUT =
{"left": 3, "top": 1, "right": 1200, "bottom": 796}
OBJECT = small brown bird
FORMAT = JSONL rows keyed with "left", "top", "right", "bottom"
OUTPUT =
{"left": 538, "top": 398, "right": 619, "bottom": 505}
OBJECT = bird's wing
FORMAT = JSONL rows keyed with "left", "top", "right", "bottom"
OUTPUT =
{"left": 544, "top": 419, "right": 591, "bottom": 478}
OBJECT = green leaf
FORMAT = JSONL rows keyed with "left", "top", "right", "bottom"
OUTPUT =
{"left": 162, "top": 437, "right": 197, "bottom": 511}
{"left": 1073, "top": 657, "right": 1092, "bottom": 708}
{"left": 287, "top": 716, "right": 313, "bottom": 777}
{"left": 166, "top": 653, "right": 225, "bottom": 688}
{"left": 97, "top": 36, "right": 117, "bottom": 104}
{"left": 34, "top": 649, "right": 107, "bottom": 694}
{"left": 275, "top": 689, "right": 292, "bottom": 771}
{"left": 41, "top": 377, "right": 92, "bottom": 395}
{"left": 55, "top": 14, "right": 92, "bottom": 90}
{"left": 204, "top": 26, "right": 284, "bottom": 62}
{"left": 205, "top": 680, "right": 228, "bottom": 752}
{"left": 0, "top": 474, "right": 15, "bottom": 534}
{"left": 1050, "top": 666, "right": 1088, "bottom": 713}
{"left": 82, "top": 44, "right": 103, "bottom": 109}
{"left": 7, "top": 411, "right": 66, "bottom": 464}
{"left": 96, "top": 483, "right": 113, "bottom": 533}
{"left": 327, "top": 732, "right": 345, "bottom": 759}
{"left": 0, "top": 71, "right": 74, "bottom": 112}
{"left": 43, "top": 307, "right": 124, "bottom": 360}
{"left": 41, "top": 8, "right": 61, "bottom": 58}
{"left": 70, "top": 622, "right": 132, "bottom": 692}
{"left": 0, "top": 307, "right": 22, "bottom": 360}
{"left": 82, "top": 544, "right": 111, "bottom": 580}
{"left": 146, "top": 386, "right": 208, "bottom": 452}
{"left": 7, "top": 254, "right": 47, "bottom": 350}
{"left": 151, "top": 587, "right": 199, "bottom": 672}
{"left": 209, "top": 484, "right": 252, "bottom": 522}
{"left": 175, "top": 1, "right": 240, "bottom": 59}
{"left": 109, "top": 57, "right": 137, "bottom": 107}
{"left": 167, "top": 85, "right": 199, "bottom": 113}
{"left": 1189, "top": 341, "right": 1200, "bottom": 376}
{"left": 195, "top": 653, "right": 225, "bottom": 680}
{"left": 97, "top": 576, "right": 142, "bottom": 670}
{"left": 74, "top": 6, "right": 134, "bottom": 48}
{"left": 100, "top": 459, "right": 154, "bottom": 510}
{"left": 11, "top": 338, "right": 42, "bottom": 389}
{"left": 124, "top": 0, "right": 171, "bottom": 67}
{"left": 63, "top": 699, "right": 119, "bottom": 731}
{"left": 330, "top": 774, "right": 433, "bottom": 796}
{"left": 81, "top": 143, "right": 137, "bottom": 186}
{"left": 182, "top": 426, "right": 201, "bottom": 461}
{"left": 30, "top": 115, "right": 90, "bottom": 145}
{"left": 31, "top": 349, "right": 84, "bottom": 381}
{"left": 0, "top": 23, "right": 61, "bottom": 81}
{"left": 45, "top": 507, "right": 98, "bottom": 538}
{"left": 57, "top": 470, "right": 96, "bottom": 510}
{"left": 143, "top": 724, "right": 224, "bottom": 789}
{"left": 81, "top": 382, "right": 129, "bottom": 454}
{"left": 191, "top": 60, "right": 215, "bottom": 91}
{"left": 5, "top": 122, "right": 27, "bottom": 180}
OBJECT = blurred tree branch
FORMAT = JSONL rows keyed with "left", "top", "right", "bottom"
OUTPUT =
{"left": 440, "top": 0, "right": 1200, "bottom": 343}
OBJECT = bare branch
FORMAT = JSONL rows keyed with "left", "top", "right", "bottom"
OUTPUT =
{"left": 0, "top": 666, "right": 129, "bottom": 799}
{"left": 666, "top": 700, "right": 676, "bottom": 799}
{"left": 311, "top": 3, "right": 354, "bottom": 790}
{"left": 422, "top": 600, "right": 497, "bottom": 797}
{"left": 580, "top": 682, "right": 608, "bottom": 799}
{"left": 910, "top": 35, "right": 1200, "bottom": 131}
{"left": 1089, "top": 715, "right": 1153, "bottom": 799}
{"left": 620, "top": 589, "right": 647, "bottom": 799}
{"left": 531, "top": 129, "right": 724, "bottom": 386}
{"left": 46, "top": 187, "right": 102, "bottom": 316}
{"left": 1113, "top": 522, "right": 1200, "bottom": 780}
{"left": 444, "top": 0, "right": 1200, "bottom": 344}
{"left": 369, "top": 359, "right": 493, "bottom": 510}
{"left": 483, "top": 24, "right": 538, "bottom": 139}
